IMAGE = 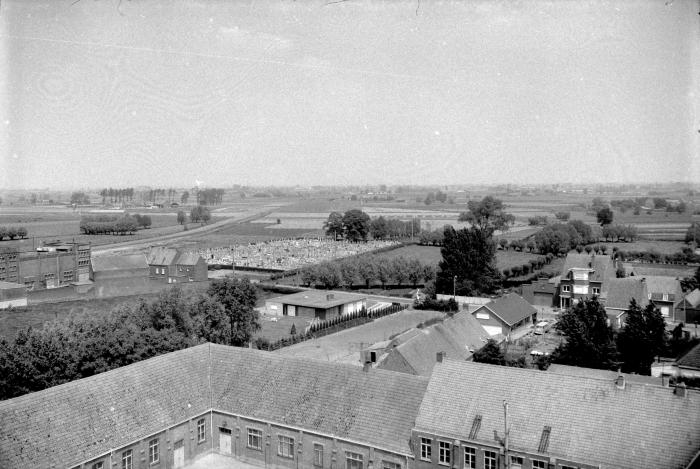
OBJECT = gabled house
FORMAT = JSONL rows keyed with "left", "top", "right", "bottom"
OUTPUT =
{"left": 642, "top": 276, "right": 683, "bottom": 321}
{"left": 603, "top": 277, "right": 649, "bottom": 330}
{"left": 471, "top": 293, "right": 538, "bottom": 337}
{"left": 676, "top": 289, "right": 700, "bottom": 325}
{"left": 558, "top": 253, "right": 615, "bottom": 309}
{"left": 146, "top": 247, "right": 207, "bottom": 283}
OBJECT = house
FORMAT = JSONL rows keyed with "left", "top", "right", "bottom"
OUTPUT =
{"left": 374, "top": 311, "right": 492, "bottom": 376}
{"left": 642, "top": 275, "right": 683, "bottom": 321}
{"left": 0, "top": 344, "right": 428, "bottom": 469}
{"left": 411, "top": 359, "right": 700, "bottom": 469}
{"left": 520, "top": 277, "right": 557, "bottom": 307}
{"left": 146, "top": 247, "right": 207, "bottom": 283}
{"left": 471, "top": 293, "right": 538, "bottom": 337}
{"left": 603, "top": 277, "right": 649, "bottom": 330}
{"left": 90, "top": 254, "right": 150, "bottom": 282}
{"left": 558, "top": 253, "right": 615, "bottom": 309}
{"left": 0, "top": 281, "right": 27, "bottom": 309}
{"left": 265, "top": 290, "right": 366, "bottom": 320}
{"left": 675, "top": 289, "right": 700, "bottom": 325}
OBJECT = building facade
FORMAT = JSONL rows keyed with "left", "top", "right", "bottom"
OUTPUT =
{"left": 265, "top": 290, "right": 367, "bottom": 320}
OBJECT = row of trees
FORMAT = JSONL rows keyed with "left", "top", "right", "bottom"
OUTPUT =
{"left": 532, "top": 220, "right": 595, "bottom": 256}
{"left": 369, "top": 216, "right": 421, "bottom": 240}
{"left": 0, "top": 226, "right": 28, "bottom": 241}
{"left": 324, "top": 210, "right": 371, "bottom": 242}
{"left": 0, "top": 278, "right": 259, "bottom": 400}
{"left": 98, "top": 188, "right": 135, "bottom": 204}
{"left": 299, "top": 255, "right": 436, "bottom": 289}
{"left": 189, "top": 205, "right": 212, "bottom": 224}
{"left": 79, "top": 214, "right": 151, "bottom": 235}
{"left": 196, "top": 188, "right": 225, "bottom": 205}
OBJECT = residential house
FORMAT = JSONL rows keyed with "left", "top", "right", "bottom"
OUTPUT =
{"left": 642, "top": 275, "right": 684, "bottom": 321}
{"left": 677, "top": 342, "right": 700, "bottom": 379}
{"left": 558, "top": 253, "right": 615, "bottom": 309}
{"left": 471, "top": 293, "right": 538, "bottom": 337}
{"left": 146, "top": 247, "right": 207, "bottom": 283}
{"left": 373, "top": 311, "right": 492, "bottom": 376}
{"left": 676, "top": 289, "right": 700, "bottom": 325}
{"left": 0, "top": 344, "right": 428, "bottom": 469}
{"left": 603, "top": 277, "right": 649, "bottom": 330}
{"left": 265, "top": 290, "right": 366, "bottom": 320}
{"left": 412, "top": 359, "right": 700, "bottom": 469}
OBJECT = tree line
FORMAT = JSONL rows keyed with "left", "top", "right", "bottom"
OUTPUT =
{"left": 79, "top": 214, "right": 151, "bottom": 235}
{"left": 0, "top": 226, "right": 28, "bottom": 241}
{"left": 299, "top": 255, "right": 436, "bottom": 290}
{"left": 0, "top": 278, "right": 259, "bottom": 400}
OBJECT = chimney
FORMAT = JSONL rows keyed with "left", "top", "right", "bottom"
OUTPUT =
{"left": 614, "top": 369, "right": 625, "bottom": 389}
{"left": 363, "top": 362, "right": 372, "bottom": 372}
{"left": 436, "top": 351, "right": 446, "bottom": 363}
{"left": 674, "top": 382, "right": 687, "bottom": 397}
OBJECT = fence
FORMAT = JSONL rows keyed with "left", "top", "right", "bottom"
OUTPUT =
{"left": 259, "top": 303, "right": 408, "bottom": 352}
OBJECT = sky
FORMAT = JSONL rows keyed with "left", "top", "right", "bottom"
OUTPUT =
{"left": 0, "top": 0, "right": 698, "bottom": 190}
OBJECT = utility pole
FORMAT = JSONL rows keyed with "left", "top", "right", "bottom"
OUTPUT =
{"left": 503, "top": 400, "right": 510, "bottom": 469}
{"left": 453, "top": 275, "right": 457, "bottom": 300}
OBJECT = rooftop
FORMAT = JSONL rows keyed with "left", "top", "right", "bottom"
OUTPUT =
{"left": 605, "top": 277, "right": 649, "bottom": 310}
{"left": 415, "top": 360, "right": 700, "bottom": 469}
{"left": 547, "top": 363, "right": 662, "bottom": 386}
{"left": 268, "top": 290, "right": 366, "bottom": 309}
{"left": 561, "top": 253, "right": 615, "bottom": 284}
{"left": 475, "top": 293, "right": 537, "bottom": 327}
{"left": 91, "top": 253, "right": 149, "bottom": 272}
{"left": 677, "top": 342, "right": 700, "bottom": 370}
{"left": 146, "top": 246, "right": 178, "bottom": 265}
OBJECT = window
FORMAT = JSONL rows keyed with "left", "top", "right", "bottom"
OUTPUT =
{"left": 572, "top": 285, "right": 588, "bottom": 295}
{"left": 313, "top": 443, "right": 324, "bottom": 467}
{"left": 92, "top": 463, "right": 104, "bottom": 469}
{"left": 197, "top": 418, "right": 206, "bottom": 442}
{"left": 277, "top": 435, "right": 295, "bottom": 458}
{"left": 484, "top": 451, "right": 497, "bottom": 469}
{"left": 438, "top": 441, "right": 451, "bottom": 465}
{"left": 592, "top": 287, "right": 600, "bottom": 295}
{"left": 247, "top": 428, "right": 263, "bottom": 450}
{"left": 382, "top": 462, "right": 401, "bottom": 469}
{"left": 573, "top": 271, "right": 588, "bottom": 280}
{"left": 420, "top": 437, "right": 432, "bottom": 461}
{"left": 346, "top": 451, "right": 363, "bottom": 469}
{"left": 532, "top": 461, "right": 547, "bottom": 469}
{"left": 121, "top": 449, "right": 133, "bottom": 469}
{"left": 561, "top": 466, "right": 578, "bottom": 469}
{"left": 463, "top": 446, "right": 476, "bottom": 469}
{"left": 148, "top": 438, "right": 159, "bottom": 464}
{"left": 510, "top": 455, "right": 523, "bottom": 468}
{"left": 561, "top": 285, "right": 571, "bottom": 292}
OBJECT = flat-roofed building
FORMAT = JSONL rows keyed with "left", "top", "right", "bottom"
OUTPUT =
{"left": 265, "top": 290, "right": 366, "bottom": 320}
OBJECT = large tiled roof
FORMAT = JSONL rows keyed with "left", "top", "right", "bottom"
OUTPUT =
{"left": 414, "top": 360, "right": 700, "bottom": 469}
{"left": 642, "top": 275, "right": 682, "bottom": 297}
{"left": 0, "top": 344, "right": 428, "bottom": 468}
{"left": 678, "top": 342, "right": 700, "bottom": 370}
{"left": 379, "top": 311, "right": 490, "bottom": 376}
{"left": 683, "top": 289, "right": 700, "bottom": 308}
{"left": 146, "top": 246, "right": 178, "bottom": 265}
{"left": 268, "top": 290, "right": 366, "bottom": 309}
{"left": 0, "top": 345, "right": 212, "bottom": 469}
{"left": 174, "top": 251, "right": 202, "bottom": 266}
{"left": 210, "top": 344, "right": 427, "bottom": 455}
{"left": 91, "top": 253, "right": 149, "bottom": 272}
{"left": 604, "top": 278, "right": 649, "bottom": 310}
{"left": 547, "top": 364, "right": 661, "bottom": 386}
{"left": 561, "top": 253, "right": 614, "bottom": 284}
{"left": 476, "top": 293, "right": 537, "bottom": 326}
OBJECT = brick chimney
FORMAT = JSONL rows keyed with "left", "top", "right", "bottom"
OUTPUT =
{"left": 674, "top": 382, "right": 687, "bottom": 397}
{"left": 614, "top": 369, "right": 625, "bottom": 389}
{"left": 436, "top": 351, "right": 446, "bottom": 363}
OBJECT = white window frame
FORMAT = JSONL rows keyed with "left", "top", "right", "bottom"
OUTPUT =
{"left": 121, "top": 449, "right": 133, "bottom": 469}
{"left": 247, "top": 428, "right": 263, "bottom": 450}
{"left": 92, "top": 463, "right": 104, "bottom": 469}
{"left": 277, "top": 434, "right": 295, "bottom": 459}
{"left": 532, "top": 460, "right": 547, "bottom": 469}
{"left": 148, "top": 438, "right": 159, "bottom": 464}
{"left": 484, "top": 450, "right": 497, "bottom": 469}
{"left": 573, "top": 285, "right": 588, "bottom": 295}
{"left": 345, "top": 451, "right": 364, "bottom": 469}
{"left": 197, "top": 418, "right": 206, "bottom": 442}
{"left": 592, "top": 287, "right": 600, "bottom": 295}
{"left": 382, "top": 461, "right": 401, "bottom": 469}
{"left": 313, "top": 443, "right": 324, "bottom": 467}
{"left": 420, "top": 437, "right": 432, "bottom": 461}
{"left": 463, "top": 446, "right": 476, "bottom": 469}
{"left": 438, "top": 440, "right": 451, "bottom": 465}
{"left": 561, "top": 285, "right": 571, "bottom": 292}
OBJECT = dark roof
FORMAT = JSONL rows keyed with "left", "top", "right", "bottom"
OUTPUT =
{"left": 643, "top": 275, "right": 682, "bottom": 297}
{"left": 91, "top": 254, "right": 149, "bottom": 272}
{"left": 475, "top": 293, "right": 537, "bottom": 327}
{"left": 378, "top": 311, "right": 490, "bottom": 376}
{"left": 146, "top": 246, "right": 178, "bottom": 265}
{"left": 604, "top": 278, "right": 649, "bottom": 310}
{"left": 678, "top": 342, "right": 700, "bottom": 370}
{"left": 682, "top": 289, "right": 700, "bottom": 308}
{"left": 547, "top": 364, "right": 662, "bottom": 386}
{"left": 560, "top": 253, "right": 614, "bottom": 284}
{"left": 268, "top": 290, "right": 366, "bottom": 309}
{"left": 174, "top": 251, "right": 202, "bottom": 266}
{"left": 414, "top": 360, "right": 700, "bottom": 469}
{"left": 0, "top": 344, "right": 428, "bottom": 468}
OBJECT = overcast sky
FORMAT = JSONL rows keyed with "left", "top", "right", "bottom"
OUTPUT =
{"left": 1, "top": 0, "right": 698, "bottom": 190}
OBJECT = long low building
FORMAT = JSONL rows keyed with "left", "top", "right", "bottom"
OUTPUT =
{"left": 265, "top": 290, "right": 367, "bottom": 320}
{"left": 0, "top": 281, "right": 27, "bottom": 309}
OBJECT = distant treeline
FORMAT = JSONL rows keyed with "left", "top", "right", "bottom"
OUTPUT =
{"left": 0, "top": 226, "right": 28, "bottom": 241}
{"left": 79, "top": 214, "right": 151, "bottom": 235}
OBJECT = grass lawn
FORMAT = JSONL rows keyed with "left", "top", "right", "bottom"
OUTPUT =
{"left": 603, "top": 240, "right": 687, "bottom": 255}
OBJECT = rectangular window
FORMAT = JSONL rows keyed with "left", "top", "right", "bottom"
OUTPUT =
{"left": 532, "top": 461, "right": 547, "bottom": 469}
{"left": 346, "top": 451, "right": 363, "bottom": 469}
{"left": 197, "top": 418, "right": 206, "bottom": 442}
{"left": 438, "top": 441, "right": 451, "bottom": 465}
{"left": 121, "top": 449, "right": 133, "bottom": 469}
{"left": 277, "top": 435, "right": 295, "bottom": 458}
{"left": 92, "top": 463, "right": 104, "bottom": 469}
{"left": 484, "top": 451, "right": 497, "bottom": 469}
{"left": 573, "top": 272, "right": 588, "bottom": 280}
{"left": 148, "top": 438, "right": 159, "bottom": 464}
{"left": 510, "top": 455, "right": 523, "bottom": 468}
{"left": 573, "top": 285, "right": 589, "bottom": 295}
{"left": 561, "top": 284, "right": 571, "bottom": 292}
{"left": 313, "top": 443, "right": 324, "bottom": 467}
{"left": 420, "top": 437, "right": 432, "bottom": 461}
{"left": 382, "top": 462, "right": 401, "bottom": 469}
{"left": 592, "top": 287, "right": 600, "bottom": 295}
{"left": 247, "top": 428, "right": 263, "bottom": 450}
{"left": 463, "top": 447, "right": 476, "bottom": 469}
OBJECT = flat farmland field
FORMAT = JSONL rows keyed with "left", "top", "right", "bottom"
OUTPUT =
{"left": 608, "top": 240, "right": 687, "bottom": 255}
